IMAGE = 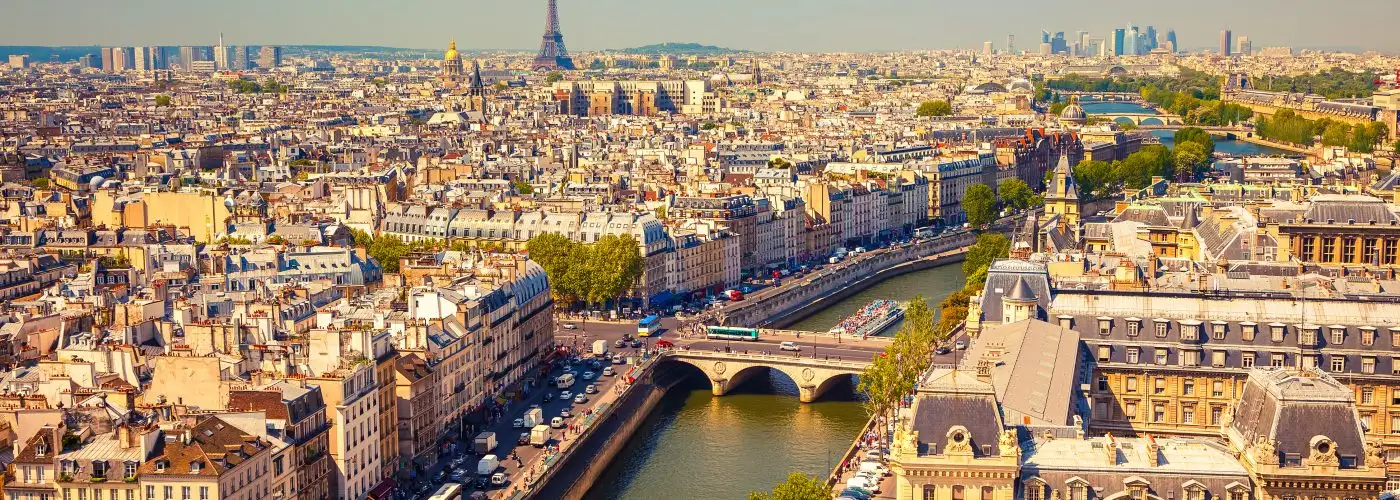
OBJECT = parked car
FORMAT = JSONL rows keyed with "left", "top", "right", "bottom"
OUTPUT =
{"left": 935, "top": 346, "right": 951, "bottom": 355}
{"left": 955, "top": 340, "right": 967, "bottom": 350}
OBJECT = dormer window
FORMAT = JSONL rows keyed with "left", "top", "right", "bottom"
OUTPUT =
{"left": 35, "top": 441, "right": 47, "bottom": 457}
{"left": 155, "top": 460, "right": 168, "bottom": 473}
{"left": 91, "top": 460, "right": 106, "bottom": 478}
{"left": 190, "top": 461, "right": 202, "bottom": 473}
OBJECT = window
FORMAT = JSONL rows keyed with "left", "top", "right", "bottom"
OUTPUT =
{"left": 1332, "top": 356, "right": 1346, "bottom": 372}
{"left": 1211, "top": 406, "right": 1223, "bottom": 425}
{"left": 146, "top": 487, "right": 154, "bottom": 500}
{"left": 1182, "top": 350, "right": 1200, "bottom": 367}
{"left": 1322, "top": 237, "right": 1335, "bottom": 262}
{"left": 1272, "top": 325, "right": 1285, "bottom": 343}
{"left": 1183, "top": 379, "right": 1195, "bottom": 396}
{"left": 1212, "top": 381, "right": 1225, "bottom": 397}
{"left": 1097, "top": 345, "right": 1111, "bottom": 362}
{"left": 1242, "top": 352, "right": 1255, "bottom": 368}
{"left": 1242, "top": 324, "right": 1257, "bottom": 341}
{"left": 1212, "top": 350, "right": 1227, "bottom": 367}
{"left": 1213, "top": 323, "right": 1226, "bottom": 340}
{"left": 1332, "top": 329, "right": 1345, "bottom": 345}
{"left": 1362, "top": 329, "right": 1375, "bottom": 346}
{"left": 181, "top": 487, "right": 189, "bottom": 500}
{"left": 1125, "top": 401, "right": 1138, "bottom": 420}
{"left": 1155, "top": 348, "right": 1169, "bottom": 365}
{"left": 199, "top": 488, "right": 208, "bottom": 500}
{"left": 1272, "top": 353, "right": 1287, "bottom": 367}
{"left": 1301, "top": 328, "right": 1318, "bottom": 346}
{"left": 1183, "top": 405, "right": 1196, "bottom": 424}
{"left": 1058, "top": 317, "right": 1073, "bottom": 329}
{"left": 1126, "top": 377, "right": 1139, "bottom": 392}
{"left": 1099, "top": 319, "right": 1112, "bottom": 335}
{"left": 1363, "top": 413, "right": 1373, "bottom": 432}
{"left": 1363, "top": 357, "right": 1376, "bottom": 375}
{"left": 1153, "top": 404, "right": 1166, "bottom": 422}
{"left": 1155, "top": 321, "right": 1169, "bottom": 338}
{"left": 1127, "top": 321, "right": 1140, "bottom": 337}
{"left": 1228, "top": 490, "right": 1247, "bottom": 500}
{"left": 1181, "top": 323, "right": 1199, "bottom": 341}
{"left": 1097, "top": 375, "right": 1109, "bottom": 391}
{"left": 1153, "top": 377, "right": 1166, "bottom": 394}
{"left": 1363, "top": 387, "right": 1375, "bottom": 404}
{"left": 1069, "top": 484, "right": 1088, "bottom": 500}
{"left": 1127, "top": 347, "right": 1140, "bottom": 364}
{"left": 91, "top": 461, "right": 106, "bottom": 478}
{"left": 163, "top": 487, "right": 172, "bottom": 500}
{"left": 923, "top": 485, "right": 936, "bottom": 500}
{"left": 123, "top": 462, "right": 135, "bottom": 478}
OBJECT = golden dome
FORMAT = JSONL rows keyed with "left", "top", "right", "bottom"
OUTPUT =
{"left": 444, "top": 39, "right": 460, "bottom": 62}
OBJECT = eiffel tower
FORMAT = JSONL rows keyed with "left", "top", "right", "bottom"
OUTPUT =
{"left": 532, "top": 0, "right": 575, "bottom": 71}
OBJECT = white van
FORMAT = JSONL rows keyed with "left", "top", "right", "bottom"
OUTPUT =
{"left": 780, "top": 341, "right": 801, "bottom": 351}
{"left": 555, "top": 373, "right": 575, "bottom": 389}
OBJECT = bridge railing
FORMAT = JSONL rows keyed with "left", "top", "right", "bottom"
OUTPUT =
{"left": 667, "top": 349, "right": 872, "bottom": 369}
{"left": 760, "top": 329, "right": 895, "bottom": 343}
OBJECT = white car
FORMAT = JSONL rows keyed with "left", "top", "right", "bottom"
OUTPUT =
{"left": 779, "top": 341, "right": 801, "bottom": 351}
{"left": 563, "top": 323, "right": 577, "bottom": 330}
{"left": 560, "top": 390, "right": 572, "bottom": 400}
{"left": 585, "top": 384, "right": 597, "bottom": 394}
{"left": 582, "top": 371, "right": 595, "bottom": 379}
{"left": 573, "top": 394, "right": 587, "bottom": 404}
{"left": 602, "top": 367, "right": 615, "bottom": 376}
{"left": 512, "top": 418, "right": 524, "bottom": 429}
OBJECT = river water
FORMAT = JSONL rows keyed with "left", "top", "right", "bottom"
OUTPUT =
{"left": 1080, "top": 102, "right": 1290, "bottom": 156}
{"left": 585, "top": 264, "right": 967, "bottom": 500}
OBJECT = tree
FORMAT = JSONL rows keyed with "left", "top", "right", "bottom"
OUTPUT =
{"left": 265, "top": 235, "right": 286, "bottom": 245}
{"left": 1073, "top": 160, "right": 1115, "bottom": 199}
{"left": 1173, "top": 127, "right": 1216, "bottom": 158}
{"left": 963, "top": 183, "right": 997, "bottom": 227}
{"left": 512, "top": 180, "right": 535, "bottom": 195}
{"left": 32, "top": 178, "right": 50, "bottom": 189}
{"left": 916, "top": 100, "right": 953, "bottom": 117}
{"left": 748, "top": 472, "right": 830, "bottom": 500}
{"left": 367, "top": 234, "right": 411, "bottom": 273}
{"left": 962, "top": 233, "right": 1011, "bottom": 279}
{"left": 1393, "top": 140, "right": 1400, "bottom": 156}
{"left": 588, "top": 234, "right": 644, "bottom": 306}
{"left": 544, "top": 71, "right": 564, "bottom": 84}
{"left": 997, "top": 179, "right": 1036, "bottom": 211}
{"left": 1173, "top": 141, "right": 1208, "bottom": 182}
{"left": 350, "top": 228, "right": 374, "bottom": 248}
{"left": 153, "top": 95, "right": 171, "bottom": 107}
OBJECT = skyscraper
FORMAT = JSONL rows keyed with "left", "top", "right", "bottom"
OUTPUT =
{"left": 1220, "top": 29, "right": 1233, "bottom": 56}
{"left": 1077, "top": 31, "right": 1090, "bottom": 56}
{"left": 258, "top": 46, "right": 282, "bottom": 69}
{"left": 1051, "top": 32, "right": 1068, "bottom": 54}
{"left": 132, "top": 46, "right": 151, "bottom": 72}
{"left": 1237, "top": 36, "right": 1252, "bottom": 56}
{"left": 1166, "top": 30, "right": 1178, "bottom": 53}
{"left": 983, "top": 41, "right": 993, "bottom": 56}
{"left": 1112, "top": 29, "right": 1126, "bottom": 56}
{"left": 1144, "top": 26, "right": 1158, "bottom": 51}
{"left": 100, "top": 47, "right": 114, "bottom": 72}
{"left": 1042, "top": 30, "right": 1051, "bottom": 44}
{"left": 178, "top": 46, "right": 196, "bottom": 70}
{"left": 1124, "top": 24, "right": 1139, "bottom": 56}
{"left": 1007, "top": 34, "right": 1015, "bottom": 55}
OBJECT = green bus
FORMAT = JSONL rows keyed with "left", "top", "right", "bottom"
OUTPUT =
{"left": 706, "top": 326, "right": 760, "bottom": 341}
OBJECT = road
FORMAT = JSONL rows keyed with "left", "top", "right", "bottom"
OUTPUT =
{"left": 406, "top": 319, "right": 662, "bottom": 499}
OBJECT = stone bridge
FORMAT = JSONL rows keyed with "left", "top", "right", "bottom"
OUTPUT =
{"left": 662, "top": 350, "right": 869, "bottom": 403}
{"left": 1098, "top": 112, "right": 1184, "bottom": 126}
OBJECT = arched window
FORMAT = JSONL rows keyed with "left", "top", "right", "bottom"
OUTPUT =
{"left": 953, "top": 486, "right": 965, "bottom": 500}
{"left": 923, "top": 485, "right": 937, "bottom": 500}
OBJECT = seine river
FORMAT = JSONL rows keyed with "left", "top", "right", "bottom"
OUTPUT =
{"left": 585, "top": 265, "right": 966, "bottom": 500}
{"left": 1080, "top": 102, "right": 1290, "bottom": 156}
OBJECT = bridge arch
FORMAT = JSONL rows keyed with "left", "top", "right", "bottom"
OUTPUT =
{"left": 1139, "top": 117, "right": 1166, "bottom": 126}
{"left": 662, "top": 352, "right": 866, "bottom": 403}
{"left": 1114, "top": 116, "right": 1139, "bottom": 126}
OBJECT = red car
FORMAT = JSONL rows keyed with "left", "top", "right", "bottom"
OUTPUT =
{"left": 655, "top": 340, "right": 675, "bottom": 349}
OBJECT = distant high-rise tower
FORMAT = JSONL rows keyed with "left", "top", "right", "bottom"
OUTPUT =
{"left": 1237, "top": 36, "right": 1252, "bottom": 57}
{"left": 1144, "top": 26, "right": 1158, "bottom": 51}
{"left": 1111, "top": 29, "right": 1126, "bottom": 56}
{"left": 983, "top": 41, "right": 993, "bottom": 56}
{"left": 1220, "top": 29, "right": 1233, "bottom": 56}
{"left": 1006, "top": 34, "right": 1015, "bottom": 55}
{"left": 532, "top": 0, "right": 575, "bottom": 71}
{"left": 258, "top": 46, "right": 282, "bottom": 69}
{"left": 100, "top": 47, "right": 114, "bottom": 72}
{"left": 1166, "top": 30, "right": 1178, "bottom": 53}
{"left": 1124, "top": 24, "right": 1139, "bottom": 56}
{"left": 214, "top": 33, "right": 230, "bottom": 70}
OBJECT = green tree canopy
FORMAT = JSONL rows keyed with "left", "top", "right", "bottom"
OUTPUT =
{"left": 153, "top": 95, "right": 171, "bottom": 106}
{"left": 1173, "top": 127, "right": 1216, "bottom": 157}
{"left": 32, "top": 178, "right": 50, "bottom": 189}
{"left": 962, "top": 183, "right": 998, "bottom": 227}
{"left": 997, "top": 179, "right": 1037, "bottom": 211}
{"left": 1173, "top": 141, "right": 1208, "bottom": 182}
{"left": 748, "top": 473, "right": 831, "bottom": 500}
{"left": 512, "top": 180, "right": 535, "bottom": 195}
{"left": 963, "top": 233, "right": 1011, "bottom": 278}
{"left": 544, "top": 71, "right": 564, "bottom": 83}
{"left": 527, "top": 233, "right": 642, "bottom": 307}
{"left": 916, "top": 100, "right": 953, "bottom": 117}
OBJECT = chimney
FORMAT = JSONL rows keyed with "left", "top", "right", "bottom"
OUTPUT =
{"left": 975, "top": 360, "right": 992, "bottom": 383}
{"left": 117, "top": 425, "right": 131, "bottom": 449}
{"left": 1145, "top": 434, "right": 1161, "bottom": 467}
{"left": 1104, "top": 433, "right": 1119, "bottom": 466}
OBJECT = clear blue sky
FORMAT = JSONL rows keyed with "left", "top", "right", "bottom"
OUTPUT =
{"left": 5, "top": 0, "right": 1395, "bottom": 52}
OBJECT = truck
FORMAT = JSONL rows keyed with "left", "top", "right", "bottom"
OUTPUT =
{"left": 592, "top": 339, "right": 609, "bottom": 359}
{"left": 725, "top": 289, "right": 744, "bottom": 301}
{"left": 477, "top": 454, "right": 500, "bottom": 476}
{"left": 522, "top": 408, "right": 543, "bottom": 429}
{"left": 472, "top": 432, "right": 496, "bottom": 455}
{"left": 530, "top": 425, "right": 551, "bottom": 447}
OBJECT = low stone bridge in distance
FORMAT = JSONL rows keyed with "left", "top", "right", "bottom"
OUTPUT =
{"left": 661, "top": 349, "right": 870, "bottom": 403}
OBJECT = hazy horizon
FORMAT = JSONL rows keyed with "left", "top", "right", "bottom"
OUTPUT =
{"left": 6, "top": 0, "right": 1398, "bottom": 53}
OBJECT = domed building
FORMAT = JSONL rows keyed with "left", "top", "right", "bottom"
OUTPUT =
{"left": 442, "top": 39, "right": 463, "bottom": 81}
{"left": 1058, "top": 96, "right": 1087, "bottom": 126}
{"left": 1007, "top": 78, "right": 1034, "bottom": 94}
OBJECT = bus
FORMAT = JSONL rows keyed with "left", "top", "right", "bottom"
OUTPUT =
{"left": 428, "top": 483, "right": 462, "bottom": 500}
{"left": 637, "top": 315, "right": 661, "bottom": 337}
{"left": 706, "top": 326, "right": 761, "bottom": 341}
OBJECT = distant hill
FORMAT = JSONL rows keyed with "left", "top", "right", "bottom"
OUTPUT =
{"left": 615, "top": 43, "right": 746, "bottom": 56}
